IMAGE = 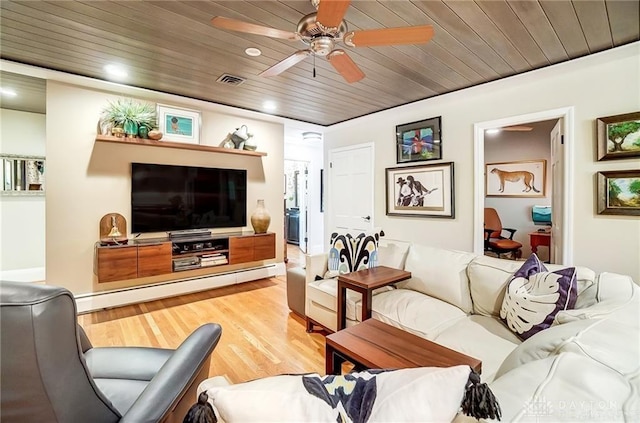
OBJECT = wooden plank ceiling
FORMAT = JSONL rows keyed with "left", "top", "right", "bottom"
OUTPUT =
{"left": 0, "top": 1, "right": 638, "bottom": 126}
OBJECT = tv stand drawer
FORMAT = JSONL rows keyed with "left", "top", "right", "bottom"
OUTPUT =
{"left": 229, "top": 233, "right": 276, "bottom": 264}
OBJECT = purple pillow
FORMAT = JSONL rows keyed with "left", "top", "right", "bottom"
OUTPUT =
{"left": 500, "top": 254, "right": 577, "bottom": 340}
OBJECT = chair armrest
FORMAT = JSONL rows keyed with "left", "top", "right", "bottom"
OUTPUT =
{"left": 119, "top": 323, "right": 222, "bottom": 423}
{"left": 502, "top": 228, "right": 517, "bottom": 239}
{"left": 305, "top": 253, "right": 328, "bottom": 283}
{"left": 483, "top": 228, "right": 495, "bottom": 240}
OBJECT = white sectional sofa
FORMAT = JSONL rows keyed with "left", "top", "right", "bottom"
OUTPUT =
{"left": 304, "top": 240, "right": 640, "bottom": 421}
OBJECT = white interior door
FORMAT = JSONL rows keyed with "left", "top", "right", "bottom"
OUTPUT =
{"left": 550, "top": 119, "right": 564, "bottom": 264}
{"left": 298, "top": 165, "right": 308, "bottom": 253}
{"left": 328, "top": 143, "right": 374, "bottom": 238}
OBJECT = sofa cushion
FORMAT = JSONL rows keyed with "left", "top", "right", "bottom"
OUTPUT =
{"left": 307, "top": 278, "right": 393, "bottom": 322}
{"left": 495, "top": 317, "right": 640, "bottom": 380}
{"left": 467, "top": 256, "right": 522, "bottom": 318}
{"left": 555, "top": 272, "right": 637, "bottom": 323}
{"left": 372, "top": 289, "right": 467, "bottom": 339}
{"left": 397, "top": 244, "right": 476, "bottom": 313}
{"left": 431, "top": 315, "right": 521, "bottom": 383}
{"left": 376, "top": 239, "right": 411, "bottom": 269}
{"left": 203, "top": 366, "right": 474, "bottom": 423}
{"left": 328, "top": 230, "right": 381, "bottom": 274}
{"left": 500, "top": 254, "right": 577, "bottom": 340}
{"left": 489, "top": 353, "right": 637, "bottom": 422}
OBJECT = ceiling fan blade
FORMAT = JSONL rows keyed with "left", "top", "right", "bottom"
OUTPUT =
{"left": 260, "top": 50, "right": 312, "bottom": 77}
{"left": 316, "top": 0, "right": 351, "bottom": 28}
{"left": 327, "top": 50, "right": 365, "bottom": 83}
{"left": 345, "top": 25, "right": 434, "bottom": 47}
{"left": 504, "top": 125, "right": 533, "bottom": 131}
{"left": 211, "top": 16, "right": 298, "bottom": 40}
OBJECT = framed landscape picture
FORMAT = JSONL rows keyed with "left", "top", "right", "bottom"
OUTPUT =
{"left": 157, "top": 104, "right": 201, "bottom": 144}
{"left": 396, "top": 117, "right": 442, "bottom": 163}
{"left": 485, "top": 159, "right": 546, "bottom": 198}
{"left": 385, "top": 162, "right": 454, "bottom": 218}
{"left": 597, "top": 170, "right": 640, "bottom": 216}
{"left": 597, "top": 111, "right": 640, "bottom": 161}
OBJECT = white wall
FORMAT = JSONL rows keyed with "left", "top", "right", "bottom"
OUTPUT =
{"left": 284, "top": 136, "right": 324, "bottom": 253}
{"left": 485, "top": 123, "right": 553, "bottom": 261}
{"left": 0, "top": 109, "right": 46, "bottom": 272}
{"left": 46, "top": 81, "right": 284, "bottom": 295}
{"left": 324, "top": 43, "right": 640, "bottom": 282}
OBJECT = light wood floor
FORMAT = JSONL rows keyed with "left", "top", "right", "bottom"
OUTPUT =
{"left": 79, "top": 267, "right": 326, "bottom": 384}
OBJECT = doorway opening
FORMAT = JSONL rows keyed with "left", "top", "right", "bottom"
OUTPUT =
{"left": 285, "top": 160, "right": 309, "bottom": 253}
{"left": 474, "top": 107, "right": 575, "bottom": 265}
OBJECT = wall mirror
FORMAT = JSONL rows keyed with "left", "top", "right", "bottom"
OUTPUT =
{"left": 1, "top": 154, "right": 45, "bottom": 195}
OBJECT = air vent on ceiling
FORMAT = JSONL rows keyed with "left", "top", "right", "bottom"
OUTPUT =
{"left": 216, "top": 74, "right": 246, "bottom": 86}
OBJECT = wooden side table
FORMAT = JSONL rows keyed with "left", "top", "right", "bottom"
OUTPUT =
{"left": 529, "top": 231, "right": 551, "bottom": 255}
{"left": 325, "top": 318, "right": 482, "bottom": 375}
{"left": 337, "top": 266, "right": 411, "bottom": 331}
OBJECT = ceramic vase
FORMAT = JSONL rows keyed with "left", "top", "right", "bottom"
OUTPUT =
{"left": 250, "top": 199, "right": 271, "bottom": 234}
{"left": 243, "top": 136, "right": 257, "bottom": 151}
{"left": 138, "top": 126, "right": 149, "bottom": 139}
{"left": 123, "top": 120, "right": 138, "bottom": 137}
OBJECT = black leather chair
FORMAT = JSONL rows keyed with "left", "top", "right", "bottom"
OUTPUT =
{"left": 0, "top": 281, "right": 222, "bottom": 423}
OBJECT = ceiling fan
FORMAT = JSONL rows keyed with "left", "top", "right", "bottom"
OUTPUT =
{"left": 211, "top": 0, "right": 434, "bottom": 83}
{"left": 502, "top": 125, "right": 533, "bottom": 131}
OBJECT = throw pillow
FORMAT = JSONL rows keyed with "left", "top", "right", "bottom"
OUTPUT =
{"left": 500, "top": 254, "right": 577, "bottom": 340}
{"left": 203, "top": 366, "right": 497, "bottom": 423}
{"left": 328, "top": 230, "right": 381, "bottom": 274}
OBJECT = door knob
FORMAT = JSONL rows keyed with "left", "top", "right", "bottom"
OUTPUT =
{"left": 363, "top": 216, "right": 371, "bottom": 221}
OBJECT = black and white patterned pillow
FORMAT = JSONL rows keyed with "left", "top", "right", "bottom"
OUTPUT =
{"left": 328, "top": 230, "right": 381, "bottom": 274}
{"left": 205, "top": 366, "right": 477, "bottom": 423}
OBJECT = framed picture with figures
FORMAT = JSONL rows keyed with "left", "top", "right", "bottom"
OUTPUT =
{"left": 385, "top": 162, "right": 454, "bottom": 218}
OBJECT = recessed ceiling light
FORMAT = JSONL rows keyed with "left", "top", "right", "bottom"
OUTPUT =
{"left": 245, "top": 47, "right": 262, "bottom": 57}
{"left": 0, "top": 87, "right": 17, "bottom": 97}
{"left": 263, "top": 101, "right": 277, "bottom": 111}
{"left": 485, "top": 128, "right": 501, "bottom": 134}
{"left": 104, "top": 64, "right": 128, "bottom": 79}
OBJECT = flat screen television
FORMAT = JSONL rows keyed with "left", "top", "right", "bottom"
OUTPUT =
{"left": 131, "top": 163, "right": 247, "bottom": 233}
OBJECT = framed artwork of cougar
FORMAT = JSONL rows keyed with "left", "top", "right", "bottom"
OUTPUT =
{"left": 385, "top": 162, "right": 455, "bottom": 218}
{"left": 485, "top": 159, "right": 546, "bottom": 198}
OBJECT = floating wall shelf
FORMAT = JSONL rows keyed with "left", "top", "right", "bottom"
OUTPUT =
{"left": 95, "top": 135, "right": 267, "bottom": 157}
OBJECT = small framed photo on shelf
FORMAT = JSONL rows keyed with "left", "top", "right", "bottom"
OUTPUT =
{"left": 485, "top": 159, "right": 546, "bottom": 198}
{"left": 597, "top": 170, "right": 640, "bottom": 216}
{"left": 385, "top": 162, "right": 454, "bottom": 218}
{"left": 395, "top": 116, "right": 442, "bottom": 163}
{"left": 157, "top": 104, "right": 201, "bottom": 145}
{"left": 597, "top": 111, "right": 640, "bottom": 161}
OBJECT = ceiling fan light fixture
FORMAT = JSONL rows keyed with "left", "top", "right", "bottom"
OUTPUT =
{"left": 310, "top": 36, "right": 335, "bottom": 56}
{"left": 486, "top": 128, "right": 501, "bottom": 134}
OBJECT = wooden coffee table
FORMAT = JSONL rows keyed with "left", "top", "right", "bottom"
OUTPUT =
{"left": 337, "top": 266, "right": 411, "bottom": 330}
{"left": 325, "top": 318, "right": 482, "bottom": 375}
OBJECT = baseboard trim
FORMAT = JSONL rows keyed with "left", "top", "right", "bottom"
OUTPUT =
{"left": 75, "top": 262, "right": 286, "bottom": 314}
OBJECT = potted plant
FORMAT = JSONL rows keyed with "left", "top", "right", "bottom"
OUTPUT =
{"left": 100, "top": 98, "right": 157, "bottom": 138}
